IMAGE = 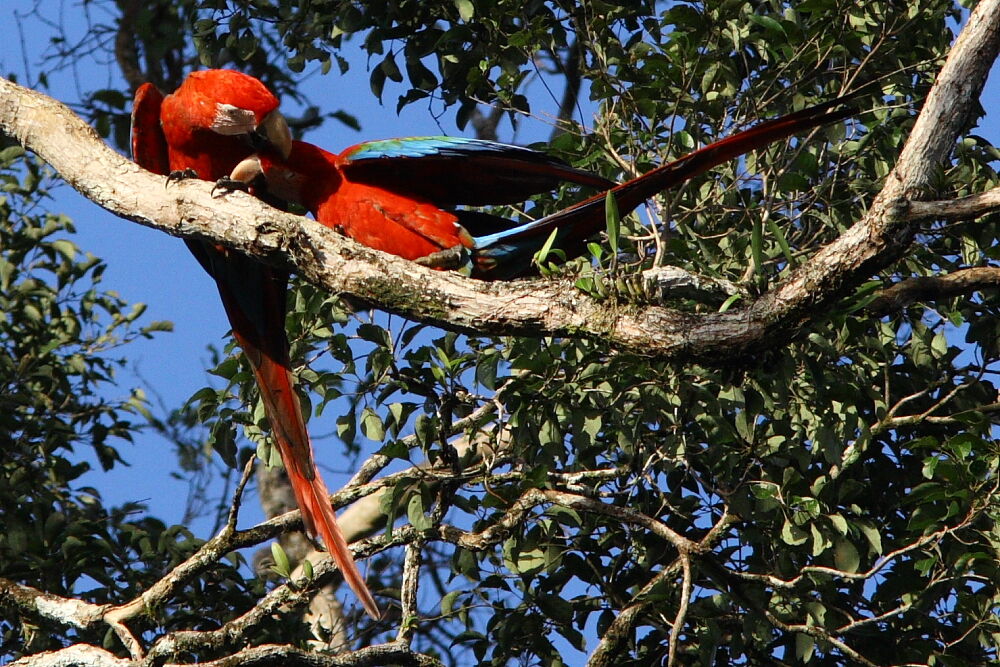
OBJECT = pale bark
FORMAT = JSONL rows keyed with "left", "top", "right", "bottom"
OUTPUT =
{"left": 1, "top": 4, "right": 999, "bottom": 361}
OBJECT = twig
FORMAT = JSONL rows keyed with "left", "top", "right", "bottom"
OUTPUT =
{"left": 762, "top": 612, "right": 880, "bottom": 667}
{"left": 587, "top": 561, "right": 683, "bottom": 667}
{"left": 586, "top": 510, "right": 736, "bottom": 667}
{"left": 666, "top": 556, "right": 693, "bottom": 667}
{"left": 227, "top": 455, "right": 258, "bottom": 530}
{"left": 396, "top": 541, "right": 423, "bottom": 644}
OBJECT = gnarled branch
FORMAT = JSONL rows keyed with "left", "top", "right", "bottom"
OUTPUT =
{"left": 0, "top": 1, "right": 998, "bottom": 361}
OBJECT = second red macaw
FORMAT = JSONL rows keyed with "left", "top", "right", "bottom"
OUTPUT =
{"left": 130, "top": 70, "right": 383, "bottom": 619}
{"left": 230, "top": 97, "right": 856, "bottom": 280}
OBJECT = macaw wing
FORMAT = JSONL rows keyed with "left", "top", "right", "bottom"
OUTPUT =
{"left": 340, "top": 136, "right": 614, "bottom": 206}
{"left": 133, "top": 84, "right": 221, "bottom": 278}
{"left": 131, "top": 83, "right": 170, "bottom": 176}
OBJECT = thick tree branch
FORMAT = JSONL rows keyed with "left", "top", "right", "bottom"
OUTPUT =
{"left": 9, "top": 645, "right": 130, "bottom": 667}
{"left": 0, "top": 1, "right": 997, "bottom": 361}
{"left": 909, "top": 185, "right": 1000, "bottom": 222}
{"left": 174, "top": 641, "right": 445, "bottom": 667}
{"left": 1, "top": 8, "right": 998, "bottom": 358}
{"left": 6, "top": 641, "right": 443, "bottom": 667}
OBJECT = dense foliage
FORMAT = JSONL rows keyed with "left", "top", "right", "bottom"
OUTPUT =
{"left": 2, "top": 1, "right": 999, "bottom": 665}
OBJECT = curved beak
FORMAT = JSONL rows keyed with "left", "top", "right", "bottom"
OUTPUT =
{"left": 230, "top": 156, "right": 264, "bottom": 185}
{"left": 256, "top": 110, "right": 292, "bottom": 159}
{"left": 231, "top": 153, "right": 304, "bottom": 205}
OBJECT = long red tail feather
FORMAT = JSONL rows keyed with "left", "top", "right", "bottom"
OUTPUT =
{"left": 131, "top": 76, "right": 380, "bottom": 619}
{"left": 472, "top": 96, "right": 858, "bottom": 279}
{"left": 221, "top": 283, "right": 382, "bottom": 620}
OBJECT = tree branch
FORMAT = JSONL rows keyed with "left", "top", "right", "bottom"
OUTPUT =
{"left": 586, "top": 561, "right": 684, "bottom": 667}
{"left": 0, "top": 578, "right": 106, "bottom": 630}
{"left": 666, "top": 556, "right": 693, "bottom": 667}
{"left": 395, "top": 542, "right": 423, "bottom": 645}
{"left": 8, "top": 645, "right": 130, "bottom": 667}
{"left": 6, "top": 641, "right": 444, "bottom": 667}
{"left": 587, "top": 509, "right": 738, "bottom": 667}
{"left": 182, "top": 641, "right": 445, "bottom": 667}
{"left": 865, "top": 266, "right": 1000, "bottom": 316}
{"left": 0, "top": 0, "right": 997, "bottom": 362}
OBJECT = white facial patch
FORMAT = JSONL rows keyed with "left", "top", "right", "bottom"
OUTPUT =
{"left": 211, "top": 103, "right": 257, "bottom": 135}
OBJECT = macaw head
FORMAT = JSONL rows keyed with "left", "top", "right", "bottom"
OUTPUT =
{"left": 162, "top": 69, "right": 293, "bottom": 161}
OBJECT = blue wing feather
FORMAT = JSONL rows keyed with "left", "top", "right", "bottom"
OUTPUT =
{"left": 340, "top": 136, "right": 613, "bottom": 207}
{"left": 343, "top": 136, "right": 544, "bottom": 162}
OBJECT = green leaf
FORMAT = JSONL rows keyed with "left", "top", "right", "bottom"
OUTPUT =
{"left": 834, "top": 539, "right": 861, "bottom": 573}
{"left": 454, "top": 0, "right": 474, "bottom": 21}
{"left": 605, "top": 192, "right": 620, "bottom": 258}
{"left": 748, "top": 14, "right": 787, "bottom": 36}
{"left": 407, "top": 493, "right": 431, "bottom": 531}
{"left": 766, "top": 216, "right": 795, "bottom": 268}
{"left": 380, "top": 52, "right": 403, "bottom": 82}
{"left": 476, "top": 351, "right": 499, "bottom": 390}
{"left": 751, "top": 482, "right": 779, "bottom": 500}
{"left": 533, "top": 227, "right": 560, "bottom": 267}
{"left": 441, "top": 590, "right": 462, "bottom": 616}
{"left": 515, "top": 548, "right": 545, "bottom": 575}
{"left": 795, "top": 633, "right": 815, "bottom": 662}
{"left": 718, "top": 293, "right": 743, "bottom": 313}
{"left": 537, "top": 593, "right": 573, "bottom": 625}
{"left": 361, "top": 407, "right": 385, "bottom": 441}
{"left": 50, "top": 239, "right": 77, "bottom": 261}
{"left": 858, "top": 522, "right": 883, "bottom": 556}
{"left": 829, "top": 514, "right": 849, "bottom": 536}
{"left": 781, "top": 520, "right": 808, "bottom": 546}
{"left": 271, "top": 542, "right": 291, "bottom": 578}
{"left": 751, "top": 216, "right": 763, "bottom": 276}
{"left": 357, "top": 322, "right": 391, "bottom": 346}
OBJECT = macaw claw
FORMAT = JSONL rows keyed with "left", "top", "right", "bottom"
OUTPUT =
{"left": 212, "top": 176, "right": 252, "bottom": 196}
{"left": 415, "top": 245, "right": 468, "bottom": 271}
{"left": 165, "top": 169, "right": 199, "bottom": 187}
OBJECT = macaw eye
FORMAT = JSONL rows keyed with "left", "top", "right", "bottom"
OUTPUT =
{"left": 211, "top": 103, "right": 258, "bottom": 136}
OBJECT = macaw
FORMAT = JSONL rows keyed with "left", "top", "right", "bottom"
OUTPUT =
{"left": 230, "top": 96, "right": 856, "bottom": 280}
{"left": 131, "top": 70, "right": 381, "bottom": 620}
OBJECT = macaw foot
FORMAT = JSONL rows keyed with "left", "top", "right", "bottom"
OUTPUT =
{"left": 166, "top": 168, "right": 199, "bottom": 185}
{"left": 211, "top": 177, "right": 253, "bottom": 197}
{"left": 415, "top": 246, "right": 470, "bottom": 273}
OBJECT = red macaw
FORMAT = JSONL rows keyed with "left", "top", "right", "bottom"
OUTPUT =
{"left": 230, "top": 97, "right": 855, "bottom": 280}
{"left": 130, "top": 70, "right": 381, "bottom": 620}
